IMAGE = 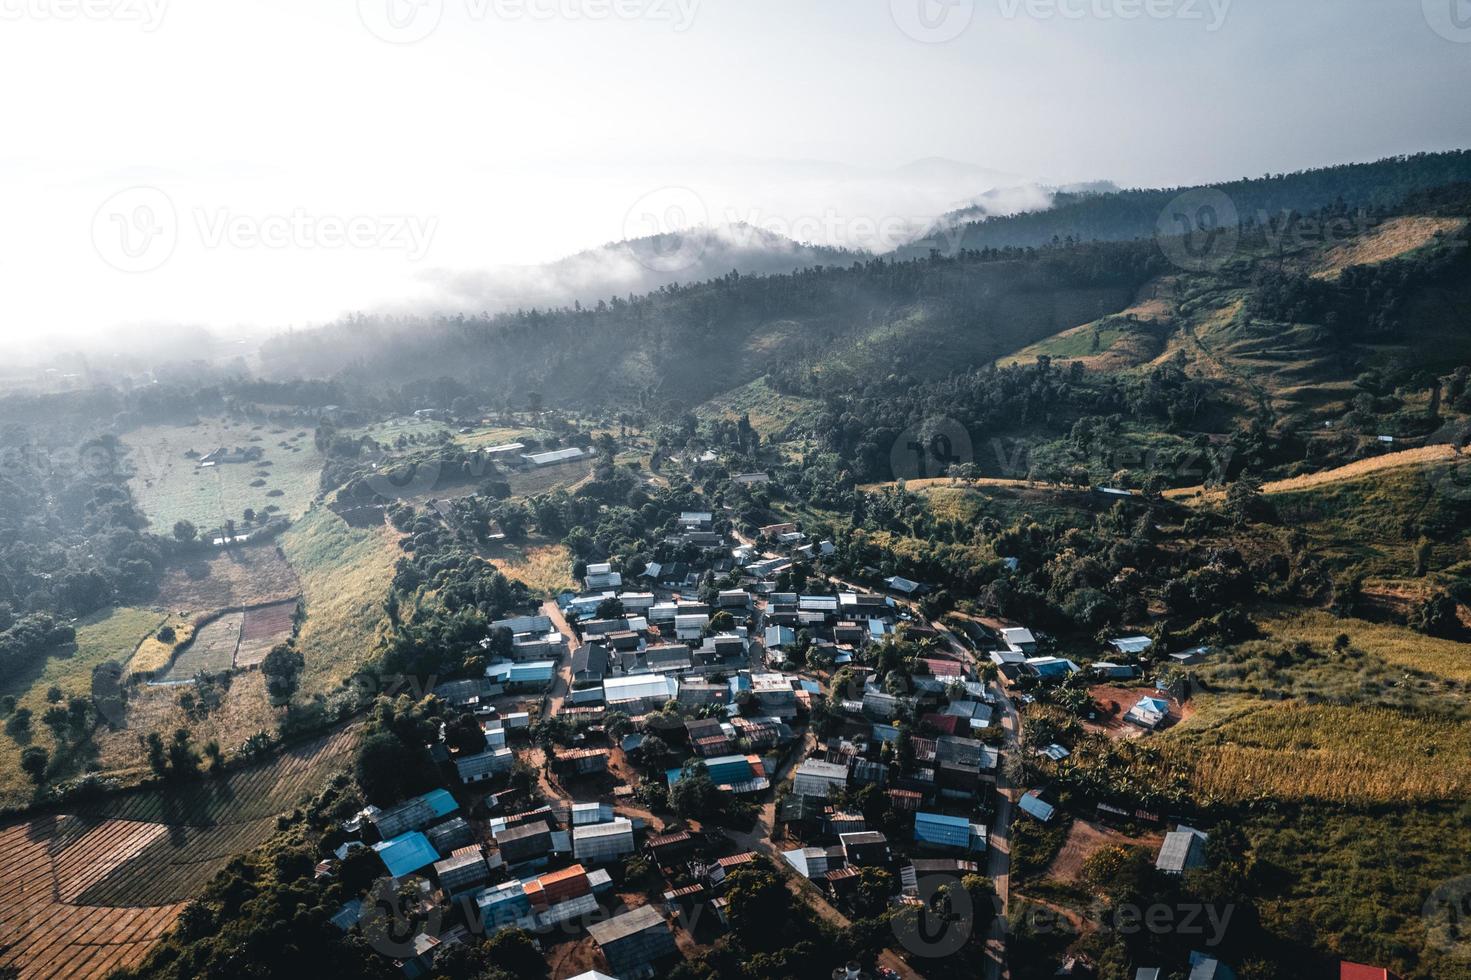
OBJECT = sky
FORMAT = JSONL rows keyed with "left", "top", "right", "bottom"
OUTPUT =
{"left": 0, "top": 0, "right": 1468, "bottom": 355}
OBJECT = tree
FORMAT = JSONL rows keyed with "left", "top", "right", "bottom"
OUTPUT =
{"left": 444, "top": 712, "right": 488, "bottom": 755}
{"left": 203, "top": 739, "right": 224, "bottom": 775}
{"left": 5, "top": 707, "right": 31, "bottom": 739}
{"left": 157, "top": 625, "right": 177, "bottom": 645}
{"left": 145, "top": 731, "right": 168, "bottom": 777}
{"left": 1410, "top": 592, "right": 1460, "bottom": 638}
{"left": 166, "top": 728, "right": 200, "bottom": 778}
{"left": 724, "top": 866, "right": 794, "bottom": 950}
{"left": 483, "top": 928, "right": 546, "bottom": 980}
{"left": 260, "top": 644, "right": 305, "bottom": 703}
{"left": 173, "top": 520, "right": 197, "bottom": 543}
{"left": 20, "top": 746, "right": 48, "bottom": 785}
{"left": 355, "top": 731, "right": 429, "bottom": 806}
{"left": 669, "top": 759, "right": 719, "bottom": 821}
{"left": 595, "top": 596, "right": 625, "bottom": 620}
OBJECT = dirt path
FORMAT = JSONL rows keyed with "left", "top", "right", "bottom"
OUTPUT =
{"left": 540, "top": 599, "right": 579, "bottom": 718}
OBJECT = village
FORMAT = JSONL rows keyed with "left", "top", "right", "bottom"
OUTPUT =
{"left": 321, "top": 502, "right": 1247, "bottom": 980}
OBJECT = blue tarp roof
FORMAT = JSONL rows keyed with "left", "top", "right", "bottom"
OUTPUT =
{"left": 799, "top": 679, "right": 820, "bottom": 694}
{"left": 373, "top": 831, "right": 439, "bottom": 877}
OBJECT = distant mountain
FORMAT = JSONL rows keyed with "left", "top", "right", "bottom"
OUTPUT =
{"left": 902, "top": 151, "right": 1471, "bottom": 256}
{"left": 412, "top": 223, "right": 862, "bottom": 314}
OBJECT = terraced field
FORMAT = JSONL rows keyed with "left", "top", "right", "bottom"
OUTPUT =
{"left": 0, "top": 726, "right": 357, "bottom": 980}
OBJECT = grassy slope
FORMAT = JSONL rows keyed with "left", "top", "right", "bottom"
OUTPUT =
{"left": 280, "top": 505, "right": 402, "bottom": 692}
{"left": 0, "top": 607, "right": 164, "bottom": 808}
{"left": 484, "top": 539, "right": 576, "bottom": 598}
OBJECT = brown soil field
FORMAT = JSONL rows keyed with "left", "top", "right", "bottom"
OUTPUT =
{"left": 0, "top": 727, "right": 357, "bottom": 979}
{"left": 155, "top": 544, "right": 301, "bottom": 614}
{"left": 235, "top": 599, "right": 299, "bottom": 667}
{"left": 1044, "top": 819, "right": 1162, "bottom": 883}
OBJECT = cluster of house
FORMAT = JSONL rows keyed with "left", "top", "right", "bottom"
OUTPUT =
{"left": 326, "top": 780, "right": 692, "bottom": 978}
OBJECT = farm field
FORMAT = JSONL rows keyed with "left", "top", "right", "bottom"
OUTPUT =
{"left": 1160, "top": 696, "right": 1471, "bottom": 803}
{"left": 484, "top": 539, "right": 576, "bottom": 597}
{"left": 154, "top": 613, "right": 242, "bottom": 684}
{"left": 125, "top": 617, "right": 193, "bottom": 677}
{"left": 154, "top": 543, "right": 301, "bottom": 613}
{"left": 0, "top": 727, "right": 357, "bottom": 980}
{"left": 0, "top": 607, "right": 164, "bottom": 810}
{"left": 235, "top": 600, "right": 298, "bottom": 667}
{"left": 280, "top": 506, "right": 402, "bottom": 693}
{"left": 505, "top": 458, "right": 594, "bottom": 497}
{"left": 122, "top": 418, "right": 323, "bottom": 534}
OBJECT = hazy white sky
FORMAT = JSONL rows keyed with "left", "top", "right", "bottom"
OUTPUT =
{"left": 1, "top": 0, "right": 1468, "bottom": 350}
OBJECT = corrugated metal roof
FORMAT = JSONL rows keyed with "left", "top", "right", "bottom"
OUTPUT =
{"left": 373, "top": 832, "right": 439, "bottom": 877}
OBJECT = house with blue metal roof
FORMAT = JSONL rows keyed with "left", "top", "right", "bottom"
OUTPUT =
{"left": 373, "top": 831, "right": 440, "bottom": 878}
{"left": 913, "top": 812, "right": 987, "bottom": 852}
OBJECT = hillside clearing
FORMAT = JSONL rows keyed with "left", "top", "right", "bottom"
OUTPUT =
{"left": 279, "top": 506, "right": 402, "bottom": 692}
{"left": 0, "top": 607, "right": 164, "bottom": 810}
{"left": 484, "top": 540, "right": 576, "bottom": 597}
{"left": 123, "top": 419, "right": 322, "bottom": 534}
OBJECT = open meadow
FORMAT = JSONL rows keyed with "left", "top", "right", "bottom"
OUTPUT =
{"left": 123, "top": 418, "right": 323, "bottom": 534}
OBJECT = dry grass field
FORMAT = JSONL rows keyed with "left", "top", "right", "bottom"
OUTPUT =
{"left": 125, "top": 618, "right": 194, "bottom": 677}
{"left": 154, "top": 613, "right": 242, "bottom": 683}
{"left": 1311, "top": 215, "right": 1466, "bottom": 279}
{"left": 1256, "top": 608, "right": 1471, "bottom": 683}
{"left": 485, "top": 539, "right": 576, "bottom": 597}
{"left": 1162, "top": 696, "right": 1471, "bottom": 804}
{"left": 279, "top": 506, "right": 402, "bottom": 693}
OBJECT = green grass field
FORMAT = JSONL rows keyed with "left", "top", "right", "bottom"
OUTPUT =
{"left": 279, "top": 505, "right": 402, "bottom": 692}
{"left": 696, "top": 376, "right": 823, "bottom": 440}
{"left": 124, "top": 419, "right": 323, "bottom": 534}
{"left": 0, "top": 606, "right": 164, "bottom": 809}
